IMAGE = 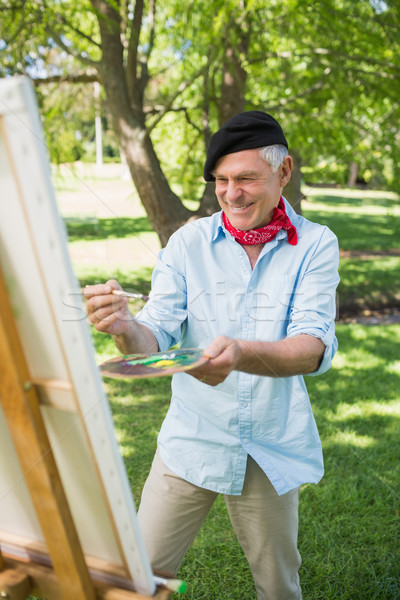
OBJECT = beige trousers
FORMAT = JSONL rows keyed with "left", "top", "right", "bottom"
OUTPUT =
{"left": 137, "top": 449, "right": 302, "bottom": 600}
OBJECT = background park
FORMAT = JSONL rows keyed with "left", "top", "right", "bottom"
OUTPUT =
{"left": 1, "top": 0, "right": 399, "bottom": 598}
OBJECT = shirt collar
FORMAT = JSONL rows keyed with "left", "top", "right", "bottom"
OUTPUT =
{"left": 283, "top": 196, "right": 303, "bottom": 234}
{"left": 211, "top": 211, "right": 225, "bottom": 242}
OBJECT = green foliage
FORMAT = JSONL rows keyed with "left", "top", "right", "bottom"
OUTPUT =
{"left": 153, "top": 0, "right": 400, "bottom": 194}
{"left": 49, "top": 128, "right": 83, "bottom": 163}
{"left": 36, "top": 81, "right": 122, "bottom": 164}
{"left": 2, "top": 0, "right": 399, "bottom": 196}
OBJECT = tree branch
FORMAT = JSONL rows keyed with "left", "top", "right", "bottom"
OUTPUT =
{"left": 48, "top": 29, "right": 99, "bottom": 67}
{"left": 137, "top": 0, "right": 156, "bottom": 96}
{"left": 146, "top": 55, "right": 215, "bottom": 134}
{"left": 0, "top": 4, "right": 25, "bottom": 9}
{"left": 247, "top": 45, "right": 400, "bottom": 77}
{"left": 146, "top": 0, "right": 156, "bottom": 63}
{"left": 310, "top": 47, "right": 400, "bottom": 74}
{"left": 31, "top": 71, "right": 99, "bottom": 85}
{"left": 280, "top": 69, "right": 332, "bottom": 106}
{"left": 144, "top": 105, "right": 203, "bottom": 133}
{"left": 126, "top": 0, "right": 144, "bottom": 104}
{"left": 54, "top": 12, "right": 102, "bottom": 50}
{"left": 254, "top": 69, "right": 332, "bottom": 114}
{"left": 127, "top": 0, "right": 156, "bottom": 114}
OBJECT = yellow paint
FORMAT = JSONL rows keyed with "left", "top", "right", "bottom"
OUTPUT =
{"left": 151, "top": 360, "right": 175, "bottom": 368}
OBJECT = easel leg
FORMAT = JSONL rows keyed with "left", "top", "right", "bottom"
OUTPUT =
{"left": 0, "top": 267, "right": 96, "bottom": 600}
{"left": 0, "top": 550, "right": 31, "bottom": 600}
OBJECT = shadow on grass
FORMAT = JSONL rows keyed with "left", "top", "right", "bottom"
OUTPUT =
{"left": 308, "top": 325, "right": 400, "bottom": 404}
{"left": 306, "top": 193, "right": 398, "bottom": 209}
{"left": 65, "top": 216, "right": 153, "bottom": 242}
{"left": 338, "top": 256, "right": 400, "bottom": 316}
{"left": 98, "top": 322, "right": 400, "bottom": 599}
{"left": 301, "top": 324, "right": 400, "bottom": 599}
{"left": 302, "top": 210, "right": 400, "bottom": 252}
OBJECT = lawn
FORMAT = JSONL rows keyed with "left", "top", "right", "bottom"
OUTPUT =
{"left": 98, "top": 321, "right": 400, "bottom": 600}
{"left": 302, "top": 186, "right": 400, "bottom": 318}
{"left": 34, "top": 166, "right": 399, "bottom": 599}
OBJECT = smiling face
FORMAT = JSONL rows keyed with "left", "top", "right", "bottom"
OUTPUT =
{"left": 212, "top": 148, "right": 292, "bottom": 231}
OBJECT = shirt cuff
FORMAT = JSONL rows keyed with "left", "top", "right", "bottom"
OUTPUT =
{"left": 287, "top": 320, "right": 338, "bottom": 377}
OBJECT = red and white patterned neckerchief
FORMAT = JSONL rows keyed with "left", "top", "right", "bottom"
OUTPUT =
{"left": 222, "top": 197, "right": 297, "bottom": 246}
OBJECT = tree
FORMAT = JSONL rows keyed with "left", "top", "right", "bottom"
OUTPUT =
{"left": 1, "top": 0, "right": 399, "bottom": 244}
{"left": 1, "top": 0, "right": 257, "bottom": 244}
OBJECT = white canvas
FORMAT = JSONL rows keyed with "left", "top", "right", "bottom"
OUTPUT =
{"left": 0, "top": 76, "right": 155, "bottom": 596}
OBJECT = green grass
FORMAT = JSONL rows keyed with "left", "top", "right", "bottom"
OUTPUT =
{"left": 64, "top": 216, "right": 154, "bottom": 242}
{"left": 300, "top": 324, "right": 400, "bottom": 599}
{"left": 302, "top": 189, "right": 400, "bottom": 317}
{"left": 303, "top": 208, "right": 400, "bottom": 252}
{"left": 97, "top": 322, "right": 400, "bottom": 600}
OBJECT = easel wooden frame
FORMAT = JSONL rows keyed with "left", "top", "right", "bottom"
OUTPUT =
{"left": 0, "top": 76, "right": 171, "bottom": 600}
{"left": 0, "top": 267, "right": 171, "bottom": 600}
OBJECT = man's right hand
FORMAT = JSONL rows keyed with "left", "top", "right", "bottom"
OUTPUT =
{"left": 83, "top": 279, "right": 132, "bottom": 336}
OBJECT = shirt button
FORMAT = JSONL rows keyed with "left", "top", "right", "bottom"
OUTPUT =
{"left": 242, "top": 402, "right": 248, "bottom": 407}
{"left": 243, "top": 438, "right": 248, "bottom": 443}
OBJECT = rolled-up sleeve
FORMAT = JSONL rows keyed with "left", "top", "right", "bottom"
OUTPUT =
{"left": 286, "top": 228, "right": 340, "bottom": 376}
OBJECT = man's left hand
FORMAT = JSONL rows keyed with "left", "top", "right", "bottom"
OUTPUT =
{"left": 190, "top": 336, "right": 241, "bottom": 386}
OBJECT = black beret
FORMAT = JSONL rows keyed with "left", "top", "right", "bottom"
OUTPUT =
{"left": 203, "top": 111, "right": 288, "bottom": 181}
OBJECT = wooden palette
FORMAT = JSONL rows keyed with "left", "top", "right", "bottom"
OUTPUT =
{"left": 100, "top": 349, "right": 207, "bottom": 379}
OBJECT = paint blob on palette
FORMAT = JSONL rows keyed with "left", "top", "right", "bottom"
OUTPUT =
{"left": 99, "top": 348, "right": 207, "bottom": 379}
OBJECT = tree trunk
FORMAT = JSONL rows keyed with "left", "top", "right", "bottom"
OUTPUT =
{"left": 122, "top": 128, "right": 191, "bottom": 246}
{"left": 283, "top": 148, "right": 303, "bottom": 214}
{"left": 198, "top": 23, "right": 250, "bottom": 217}
{"left": 219, "top": 46, "right": 248, "bottom": 123}
{"left": 104, "top": 107, "right": 190, "bottom": 249}
{"left": 94, "top": 0, "right": 191, "bottom": 246}
{"left": 347, "top": 161, "right": 358, "bottom": 187}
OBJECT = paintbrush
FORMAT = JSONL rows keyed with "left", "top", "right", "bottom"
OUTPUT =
{"left": 111, "top": 289, "right": 149, "bottom": 301}
{"left": 82, "top": 287, "right": 149, "bottom": 302}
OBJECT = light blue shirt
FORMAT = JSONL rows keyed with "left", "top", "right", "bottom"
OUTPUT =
{"left": 136, "top": 200, "right": 339, "bottom": 495}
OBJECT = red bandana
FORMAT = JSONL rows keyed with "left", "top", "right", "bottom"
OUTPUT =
{"left": 223, "top": 197, "right": 297, "bottom": 246}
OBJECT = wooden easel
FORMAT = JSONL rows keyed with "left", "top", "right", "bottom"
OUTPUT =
{"left": 0, "top": 269, "right": 170, "bottom": 600}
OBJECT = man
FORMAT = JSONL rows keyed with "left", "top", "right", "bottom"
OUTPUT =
{"left": 85, "top": 111, "right": 340, "bottom": 600}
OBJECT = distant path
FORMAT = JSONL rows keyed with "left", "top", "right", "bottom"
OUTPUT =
{"left": 338, "top": 310, "right": 400, "bottom": 326}
{"left": 340, "top": 249, "right": 400, "bottom": 258}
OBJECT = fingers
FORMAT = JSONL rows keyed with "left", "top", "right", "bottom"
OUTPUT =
{"left": 203, "top": 335, "right": 232, "bottom": 359}
{"left": 90, "top": 305, "right": 131, "bottom": 333}
{"left": 82, "top": 279, "right": 121, "bottom": 299}
{"left": 83, "top": 280, "right": 131, "bottom": 335}
{"left": 189, "top": 336, "right": 240, "bottom": 386}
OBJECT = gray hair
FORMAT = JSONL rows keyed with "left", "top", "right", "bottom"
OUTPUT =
{"left": 260, "top": 144, "right": 288, "bottom": 173}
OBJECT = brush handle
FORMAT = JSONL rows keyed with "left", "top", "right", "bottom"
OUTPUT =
{"left": 153, "top": 575, "right": 187, "bottom": 594}
{"left": 112, "top": 289, "right": 149, "bottom": 301}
